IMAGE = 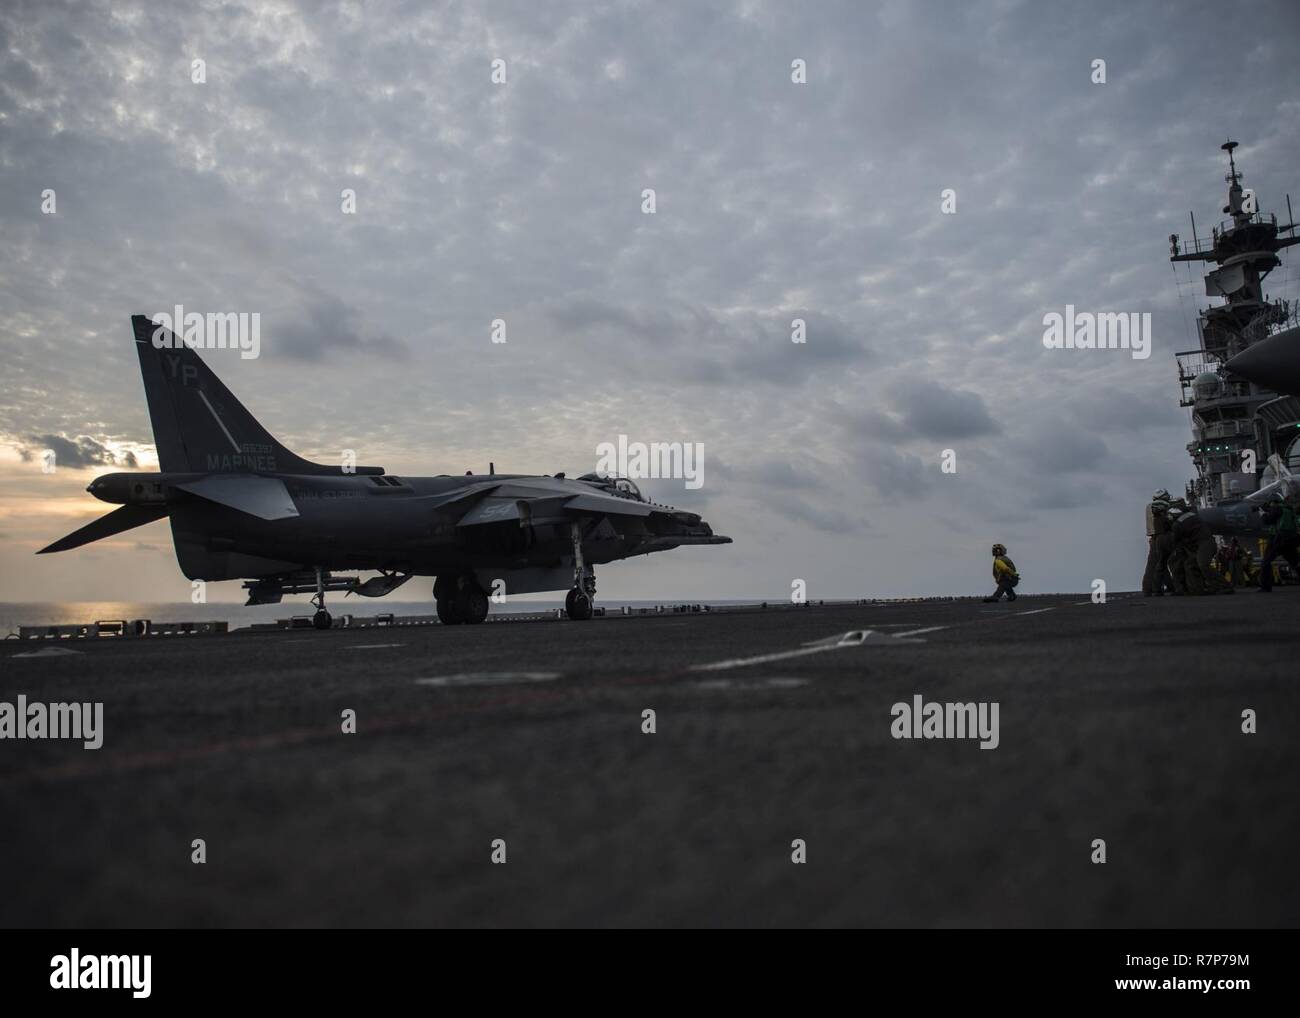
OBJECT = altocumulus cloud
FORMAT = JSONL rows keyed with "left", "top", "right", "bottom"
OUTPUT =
{"left": 1, "top": 0, "right": 1298, "bottom": 601}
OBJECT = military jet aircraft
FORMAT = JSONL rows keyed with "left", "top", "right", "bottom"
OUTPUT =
{"left": 39, "top": 316, "right": 731, "bottom": 628}
{"left": 1196, "top": 454, "right": 1298, "bottom": 535}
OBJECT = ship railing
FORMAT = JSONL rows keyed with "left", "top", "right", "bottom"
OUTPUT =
{"left": 1211, "top": 212, "right": 1278, "bottom": 243}
{"left": 1175, "top": 351, "right": 1258, "bottom": 406}
{"left": 1183, "top": 228, "right": 1220, "bottom": 254}
{"left": 1198, "top": 420, "right": 1255, "bottom": 441}
{"left": 1242, "top": 300, "right": 1298, "bottom": 344}
{"left": 1175, "top": 351, "right": 1214, "bottom": 376}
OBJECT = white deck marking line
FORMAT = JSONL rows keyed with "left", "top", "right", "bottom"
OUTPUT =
{"left": 414, "top": 672, "right": 559, "bottom": 687}
{"left": 692, "top": 630, "right": 871, "bottom": 672}
{"left": 347, "top": 643, "right": 405, "bottom": 649}
{"left": 13, "top": 646, "right": 84, "bottom": 658}
{"left": 198, "top": 390, "right": 242, "bottom": 454}
{"left": 691, "top": 677, "right": 809, "bottom": 690}
{"left": 699, "top": 602, "right": 1085, "bottom": 671}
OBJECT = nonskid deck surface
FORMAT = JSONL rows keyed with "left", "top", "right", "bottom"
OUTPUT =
{"left": 1, "top": 590, "right": 1296, "bottom": 927}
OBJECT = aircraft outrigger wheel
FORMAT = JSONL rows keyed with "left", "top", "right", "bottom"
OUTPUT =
{"left": 564, "top": 522, "right": 597, "bottom": 621}
{"left": 311, "top": 567, "right": 332, "bottom": 631}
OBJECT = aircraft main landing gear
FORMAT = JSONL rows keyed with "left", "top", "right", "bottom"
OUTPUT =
{"left": 434, "top": 574, "right": 490, "bottom": 625}
{"left": 435, "top": 594, "right": 461, "bottom": 625}
{"left": 456, "top": 583, "right": 489, "bottom": 625}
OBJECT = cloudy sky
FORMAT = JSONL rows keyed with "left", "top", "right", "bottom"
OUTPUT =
{"left": 2, "top": 0, "right": 1299, "bottom": 604}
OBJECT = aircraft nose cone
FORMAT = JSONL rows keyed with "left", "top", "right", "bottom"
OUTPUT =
{"left": 1226, "top": 326, "right": 1300, "bottom": 397}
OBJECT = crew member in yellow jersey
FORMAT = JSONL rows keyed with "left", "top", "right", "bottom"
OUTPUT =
{"left": 984, "top": 543, "right": 1020, "bottom": 603}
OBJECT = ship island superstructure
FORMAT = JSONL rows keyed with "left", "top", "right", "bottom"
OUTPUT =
{"left": 1169, "top": 141, "right": 1300, "bottom": 508}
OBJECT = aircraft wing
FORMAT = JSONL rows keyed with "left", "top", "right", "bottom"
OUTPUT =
{"left": 455, "top": 488, "right": 659, "bottom": 528}
{"left": 425, "top": 480, "right": 503, "bottom": 511}
{"left": 174, "top": 475, "right": 300, "bottom": 520}
{"left": 457, "top": 496, "right": 532, "bottom": 526}
{"left": 562, "top": 492, "right": 655, "bottom": 517}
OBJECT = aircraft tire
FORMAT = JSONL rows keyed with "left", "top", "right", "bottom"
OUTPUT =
{"left": 312, "top": 609, "right": 332, "bottom": 631}
{"left": 436, "top": 597, "right": 463, "bottom": 625}
{"left": 565, "top": 588, "right": 593, "bottom": 621}
{"left": 457, "top": 585, "right": 490, "bottom": 625}
{"left": 433, "top": 574, "right": 456, "bottom": 602}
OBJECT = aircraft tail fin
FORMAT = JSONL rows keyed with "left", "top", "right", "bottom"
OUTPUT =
{"left": 130, "top": 315, "right": 380, "bottom": 475}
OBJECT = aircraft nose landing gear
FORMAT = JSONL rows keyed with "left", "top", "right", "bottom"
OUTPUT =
{"left": 565, "top": 522, "right": 597, "bottom": 621}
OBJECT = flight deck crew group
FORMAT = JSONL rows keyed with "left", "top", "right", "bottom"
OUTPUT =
{"left": 980, "top": 489, "right": 1295, "bottom": 603}
{"left": 1257, "top": 495, "right": 1300, "bottom": 592}
{"left": 1143, "top": 488, "right": 1298, "bottom": 594}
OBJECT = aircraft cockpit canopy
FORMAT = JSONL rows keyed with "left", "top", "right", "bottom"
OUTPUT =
{"left": 578, "top": 473, "right": 644, "bottom": 501}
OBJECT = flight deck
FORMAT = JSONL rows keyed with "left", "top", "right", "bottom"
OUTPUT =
{"left": 1, "top": 590, "right": 1296, "bottom": 927}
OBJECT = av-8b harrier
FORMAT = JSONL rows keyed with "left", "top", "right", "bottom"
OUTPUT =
{"left": 39, "top": 316, "right": 731, "bottom": 628}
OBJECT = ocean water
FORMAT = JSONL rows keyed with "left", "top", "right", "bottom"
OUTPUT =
{"left": 0, "top": 599, "right": 771, "bottom": 636}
